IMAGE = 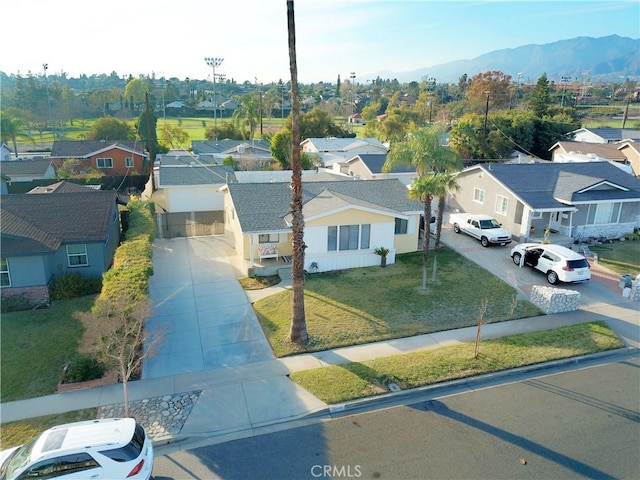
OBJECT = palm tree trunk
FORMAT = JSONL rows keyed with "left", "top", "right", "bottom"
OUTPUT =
{"left": 287, "top": 0, "right": 308, "bottom": 342}
{"left": 422, "top": 196, "right": 432, "bottom": 291}
{"left": 431, "top": 195, "right": 446, "bottom": 282}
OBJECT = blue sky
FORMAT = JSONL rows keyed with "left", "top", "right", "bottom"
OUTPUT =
{"left": 2, "top": 0, "right": 638, "bottom": 84}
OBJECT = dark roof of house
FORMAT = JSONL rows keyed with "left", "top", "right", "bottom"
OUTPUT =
{"left": 27, "top": 181, "right": 100, "bottom": 194}
{"left": 348, "top": 153, "right": 415, "bottom": 174}
{"left": 1, "top": 190, "right": 118, "bottom": 256}
{"left": 50, "top": 140, "right": 146, "bottom": 158}
{"left": 475, "top": 161, "right": 640, "bottom": 209}
{"left": 191, "top": 140, "right": 272, "bottom": 155}
{"left": 226, "top": 178, "right": 421, "bottom": 233}
{"left": 0, "top": 158, "right": 54, "bottom": 177}
{"left": 159, "top": 165, "right": 237, "bottom": 186}
{"left": 580, "top": 128, "right": 640, "bottom": 141}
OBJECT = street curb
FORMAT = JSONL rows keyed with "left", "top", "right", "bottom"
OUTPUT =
{"left": 153, "top": 347, "right": 636, "bottom": 454}
{"left": 324, "top": 347, "right": 636, "bottom": 417}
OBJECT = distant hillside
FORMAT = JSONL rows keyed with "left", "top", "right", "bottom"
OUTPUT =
{"left": 367, "top": 35, "right": 639, "bottom": 84}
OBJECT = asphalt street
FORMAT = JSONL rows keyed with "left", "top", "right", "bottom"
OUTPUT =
{"left": 152, "top": 353, "right": 640, "bottom": 480}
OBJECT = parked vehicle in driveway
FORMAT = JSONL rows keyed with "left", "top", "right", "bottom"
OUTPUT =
{"left": 449, "top": 213, "right": 512, "bottom": 247}
{"left": 0, "top": 418, "right": 153, "bottom": 480}
{"left": 510, "top": 243, "right": 591, "bottom": 284}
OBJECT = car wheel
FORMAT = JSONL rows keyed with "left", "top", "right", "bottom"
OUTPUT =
{"left": 481, "top": 237, "right": 489, "bottom": 247}
{"left": 547, "top": 270, "right": 559, "bottom": 284}
{"left": 512, "top": 252, "right": 521, "bottom": 265}
{"left": 453, "top": 224, "right": 461, "bottom": 234}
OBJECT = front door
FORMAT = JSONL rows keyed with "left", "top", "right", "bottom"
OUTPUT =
{"left": 548, "top": 211, "right": 562, "bottom": 233}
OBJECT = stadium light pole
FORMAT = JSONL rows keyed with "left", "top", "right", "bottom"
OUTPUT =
{"left": 204, "top": 57, "right": 223, "bottom": 127}
{"left": 43, "top": 63, "right": 55, "bottom": 139}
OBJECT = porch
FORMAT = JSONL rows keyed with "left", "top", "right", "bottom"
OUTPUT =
{"left": 524, "top": 231, "right": 574, "bottom": 248}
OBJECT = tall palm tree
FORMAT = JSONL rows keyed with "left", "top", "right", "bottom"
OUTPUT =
{"left": 1, "top": 115, "right": 33, "bottom": 158}
{"left": 383, "top": 125, "right": 461, "bottom": 290}
{"left": 287, "top": 0, "right": 308, "bottom": 342}
{"left": 430, "top": 172, "right": 460, "bottom": 282}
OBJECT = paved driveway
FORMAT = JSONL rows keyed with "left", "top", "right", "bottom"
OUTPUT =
{"left": 142, "top": 236, "right": 274, "bottom": 379}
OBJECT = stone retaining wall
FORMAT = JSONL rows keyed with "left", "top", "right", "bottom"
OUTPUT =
{"left": 531, "top": 285, "right": 580, "bottom": 314}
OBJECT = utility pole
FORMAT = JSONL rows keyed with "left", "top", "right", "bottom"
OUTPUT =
{"left": 483, "top": 91, "right": 491, "bottom": 137}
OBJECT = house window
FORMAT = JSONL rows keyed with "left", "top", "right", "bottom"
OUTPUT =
{"left": 360, "top": 224, "right": 370, "bottom": 249}
{"left": 473, "top": 188, "right": 485, "bottom": 204}
{"left": 328, "top": 226, "right": 337, "bottom": 251}
{"left": 259, "top": 234, "right": 279, "bottom": 243}
{"left": 67, "top": 244, "right": 88, "bottom": 267}
{"left": 531, "top": 211, "right": 542, "bottom": 219}
{"left": 586, "top": 202, "right": 621, "bottom": 225}
{"left": 327, "top": 224, "right": 370, "bottom": 251}
{"left": 125, "top": 157, "right": 134, "bottom": 168}
{"left": 495, "top": 195, "right": 509, "bottom": 216}
{"left": 96, "top": 157, "right": 113, "bottom": 168}
{"left": 1, "top": 257, "right": 10, "bottom": 287}
{"left": 395, "top": 218, "right": 408, "bottom": 234}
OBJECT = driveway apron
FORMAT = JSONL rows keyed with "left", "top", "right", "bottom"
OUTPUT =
{"left": 143, "top": 236, "right": 274, "bottom": 379}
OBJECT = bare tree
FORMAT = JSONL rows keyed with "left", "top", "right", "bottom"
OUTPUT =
{"left": 90, "top": 293, "right": 163, "bottom": 417}
{"left": 287, "top": 0, "right": 308, "bottom": 342}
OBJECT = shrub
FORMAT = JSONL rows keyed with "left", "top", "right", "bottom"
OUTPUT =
{"left": 64, "top": 354, "right": 105, "bottom": 383}
{"left": 50, "top": 273, "right": 102, "bottom": 300}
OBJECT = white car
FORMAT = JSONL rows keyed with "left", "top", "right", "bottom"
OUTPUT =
{"left": 0, "top": 418, "right": 153, "bottom": 480}
{"left": 510, "top": 243, "right": 591, "bottom": 284}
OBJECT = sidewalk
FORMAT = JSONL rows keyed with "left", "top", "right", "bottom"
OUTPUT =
{"left": 2, "top": 239, "right": 638, "bottom": 455}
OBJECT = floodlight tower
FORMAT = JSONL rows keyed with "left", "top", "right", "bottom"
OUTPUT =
{"left": 204, "top": 57, "right": 224, "bottom": 127}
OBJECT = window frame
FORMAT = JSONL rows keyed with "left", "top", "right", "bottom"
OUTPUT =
{"left": 96, "top": 157, "right": 113, "bottom": 169}
{"left": 495, "top": 195, "right": 509, "bottom": 216}
{"left": 66, "top": 244, "right": 89, "bottom": 267}
{"left": 1, "top": 257, "right": 10, "bottom": 287}
{"left": 473, "top": 188, "right": 485, "bottom": 204}
{"left": 125, "top": 156, "right": 134, "bottom": 168}
{"left": 327, "top": 224, "right": 371, "bottom": 251}
{"left": 394, "top": 218, "right": 408, "bottom": 235}
{"left": 258, "top": 233, "right": 279, "bottom": 244}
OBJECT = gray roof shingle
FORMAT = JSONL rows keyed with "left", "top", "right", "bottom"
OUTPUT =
{"left": 50, "top": 140, "right": 146, "bottom": 158}
{"left": 480, "top": 162, "right": 640, "bottom": 209}
{"left": 159, "top": 166, "right": 237, "bottom": 186}
{"left": 1, "top": 191, "right": 118, "bottom": 255}
{"left": 227, "top": 178, "right": 422, "bottom": 233}
{"left": 0, "top": 159, "right": 53, "bottom": 177}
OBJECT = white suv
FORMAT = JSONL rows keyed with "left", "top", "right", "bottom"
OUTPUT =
{"left": 0, "top": 418, "right": 153, "bottom": 480}
{"left": 510, "top": 243, "right": 591, "bottom": 284}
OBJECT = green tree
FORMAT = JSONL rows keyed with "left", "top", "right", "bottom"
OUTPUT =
{"left": 124, "top": 78, "right": 149, "bottom": 109}
{"left": 529, "top": 73, "right": 551, "bottom": 118}
{"left": 159, "top": 123, "right": 189, "bottom": 149}
{"left": 285, "top": 107, "right": 350, "bottom": 140}
{"left": 383, "top": 126, "right": 461, "bottom": 290}
{"left": 466, "top": 71, "right": 512, "bottom": 112}
{"left": 1, "top": 114, "right": 33, "bottom": 158}
{"left": 204, "top": 122, "right": 245, "bottom": 141}
{"left": 233, "top": 93, "right": 260, "bottom": 139}
{"left": 270, "top": 129, "right": 313, "bottom": 169}
{"left": 287, "top": 0, "right": 307, "bottom": 343}
{"left": 87, "top": 117, "right": 135, "bottom": 140}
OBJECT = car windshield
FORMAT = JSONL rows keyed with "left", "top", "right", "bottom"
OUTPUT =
{"left": 479, "top": 219, "right": 500, "bottom": 229}
{"left": 0, "top": 438, "right": 37, "bottom": 480}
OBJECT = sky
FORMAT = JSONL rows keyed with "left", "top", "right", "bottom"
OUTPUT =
{"left": 2, "top": 0, "right": 638, "bottom": 84}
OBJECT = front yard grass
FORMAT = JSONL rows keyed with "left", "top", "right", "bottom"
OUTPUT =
{"left": 0, "top": 409, "right": 96, "bottom": 450}
{"left": 0, "top": 296, "right": 94, "bottom": 402}
{"left": 255, "top": 248, "right": 541, "bottom": 357}
{"left": 290, "top": 321, "right": 624, "bottom": 404}
{"left": 590, "top": 239, "right": 640, "bottom": 277}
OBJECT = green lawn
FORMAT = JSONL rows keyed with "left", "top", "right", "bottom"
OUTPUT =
{"left": 0, "top": 296, "right": 94, "bottom": 402}
{"left": 290, "top": 321, "right": 624, "bottom": 404}
{"left": 255, "top": 248, "right": 541, "bottom": 357}
{"left": 590, "top": 240, "right": 640, "bottom": 277}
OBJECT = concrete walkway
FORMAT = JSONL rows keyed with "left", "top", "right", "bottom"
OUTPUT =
{"left": 1, "top": 232, "right": 638, "bottom": 455}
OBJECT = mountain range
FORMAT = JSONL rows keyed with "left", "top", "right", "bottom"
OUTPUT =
{"left": 366, "top": 35, "right": 639, "bottom": 84}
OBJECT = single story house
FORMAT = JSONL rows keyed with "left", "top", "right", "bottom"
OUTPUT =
{"left": 328, "top": 153, "right": 417, "bottom": 187}
{"left": 570, "top": 128, "right": 640, "bottom": 144}
{"left": 191, "top": 139, "right": 274, "bottom": 169}
{"left": 50, "top": 140, "right": 148, "bottom": 176}
{"left": 449, "top": 161, "right": 640, "bottom": 243}
{"left": 1, "top": 184, "right": 121, "bottom": 304}
{"left": 0, "top": 158, "right": 56, "bottom": 183}
{"left": 549, "top": 141, "right": 629, "bottom": 165}
{"left": 223, "top": 178, "right": 423, "bottom": 275}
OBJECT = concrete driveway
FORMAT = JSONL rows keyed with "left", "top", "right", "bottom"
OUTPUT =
{"left": 438, "top": 219, "right": 640, "bottom": 347}
{"left": 142, "top": 236, "right": 274, "bottom": 379}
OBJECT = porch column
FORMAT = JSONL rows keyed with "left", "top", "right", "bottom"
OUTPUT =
{"left": 249, "top": 234, "right": 255, "bottom": 266}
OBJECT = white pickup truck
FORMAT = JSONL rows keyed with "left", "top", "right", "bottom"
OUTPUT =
{"left": 449, "top": 213, "right": 512, "bottom": 247}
